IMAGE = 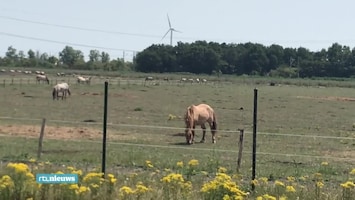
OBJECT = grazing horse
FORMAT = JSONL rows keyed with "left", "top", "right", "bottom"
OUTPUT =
{"left": 184, "top": 104, "right": 217, "bottom": 145}
{"left": 77, "top": 76, "right": 92, "bottom": 84}
{"left": 145, "top": 76, "right": 154, "bottom": 81}
{"left": 36, "top": 75, "right": 49, "bottom": 84}
{"left": 52, "top": 83, "right": 71, "bottom": 100}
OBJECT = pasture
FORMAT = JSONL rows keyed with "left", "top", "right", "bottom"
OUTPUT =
{"left": 1, "top": 73, "right": 355, "bottom": 199}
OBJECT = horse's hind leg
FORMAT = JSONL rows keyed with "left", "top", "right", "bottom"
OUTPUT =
{"left": 200, "top": 124, "right": 206, "bottom": 143}
{"left": 211, "top": 123, "right": 217, "bottom": 144}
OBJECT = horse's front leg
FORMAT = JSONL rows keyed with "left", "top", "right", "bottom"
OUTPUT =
{"left": 192, "top": 125, "right": 196, "bottom": 144}
{"left": 200, "top": 124, "right": 206, "bottom": 143}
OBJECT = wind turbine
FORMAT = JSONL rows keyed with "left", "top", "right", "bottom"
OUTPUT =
{"left": 161, "top": 14, "right": 181, "bottom": 46}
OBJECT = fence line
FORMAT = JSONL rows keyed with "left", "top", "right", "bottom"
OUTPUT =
{"left": 0, "top": 77, "right": 216, "bottom": 86}
{"left": 0, "top": 116, "right": 239, "bottom": 134}
{"left": 1, "top": 116, "right": 355, "bottom": 140}
{"left": 1, "top": 133, "right": 354, "bottom": 162}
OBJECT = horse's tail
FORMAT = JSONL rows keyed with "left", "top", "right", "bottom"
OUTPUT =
{"left": 212, "top": 111, "right": 217, "bottom": 131}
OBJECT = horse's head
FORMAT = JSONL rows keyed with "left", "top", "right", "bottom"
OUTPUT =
{"left": 185, "top": 128, "right": 193, "bottom": 145}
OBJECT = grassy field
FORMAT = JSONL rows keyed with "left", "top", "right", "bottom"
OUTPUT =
{"left": 1, "top": 72, "right": 355, "bottom": 199}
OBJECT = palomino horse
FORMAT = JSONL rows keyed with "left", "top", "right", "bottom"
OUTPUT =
{"left": 77, "top": 76, "right": 92, "bottom": 84}
{"left": 184, "top": 104, "right": 217, "bottom": 144}
{"left": 52, "top": 83, "right": 71, "bottom": 100}
{"left": 36, "top": 75, "right": 49, "bottom": 84}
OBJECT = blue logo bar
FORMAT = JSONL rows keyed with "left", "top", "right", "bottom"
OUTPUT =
{"left": 36, "top": 174, "right": 78, "bottom": 184}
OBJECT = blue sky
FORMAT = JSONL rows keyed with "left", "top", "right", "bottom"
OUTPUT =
{"left": 1, "top": 0, "right": 355, "bottom": 61}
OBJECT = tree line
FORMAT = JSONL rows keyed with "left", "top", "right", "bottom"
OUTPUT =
{"left": 1, "top": 41, "right": 355, "bottom": 78}
{"left": 0, "top": 46, "right": 132, "bottom": 72}
{"left": 135, "top": 41, "right": 355, "bottom": 78}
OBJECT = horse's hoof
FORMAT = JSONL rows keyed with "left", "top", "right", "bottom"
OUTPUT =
{"left": 200, "top": 140, "right": 205, "bottom": 143}
{"left": 212, "top": 140, "right": 216, "bottom": 144}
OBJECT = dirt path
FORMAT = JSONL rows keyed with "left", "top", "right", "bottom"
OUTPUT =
{"left": 0, "top": 124, "right": 103, "bottom": 140}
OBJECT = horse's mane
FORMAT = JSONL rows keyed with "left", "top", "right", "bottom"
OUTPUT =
{"left": 185, "top": 105, "right": 195, "bottom": 128}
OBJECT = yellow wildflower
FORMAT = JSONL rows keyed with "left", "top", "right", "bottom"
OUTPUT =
{"left": 286, "top": 176, "right": 295, "bottom": 182}
{"left": 286, "top": 185, "right": 296, "bottom": 192}
{"left": 321, "top": 161, "right": 328, "bottom": 166}
{"left": 145, "top": 160, "right": 154, "bottom": 168}
{"left": 90, "top": 183, "right": 100, "bottom": 188}
{"left": 218, "top": 166, "right": 227, "bottom": 173}
{"left": 119, "top": 186, "right": 134, "bottom": 195}
{"left": 29, "top": 158, "right": 36, "bottom": 163}
{"left": 72, "top": 170, "right": 83, "bottom": 176}
{"left": 341, "top": 181, "right": 355, "bottom": 189}
{"left": 77, "top": 186, "right": 90, "bottom": 194}
{"left": 299, "top": 176, "right": 308, "bottom": 181}
{"left": 0, "top": 175, "right": 14, "bottom": 188}
{"left": 316, "top": 181, "right": 324, "bottom": 188}
{"left": 201, "top": 171, "right": 208, "bottom": 176}
{"left": 262, "top": 194, "right": 277, "bottom": 200}
{"left": 135, "top": 182, "right": 150, "bottom": 195}
{"left": 69, "top": 184, "right": 79, "bottom": 190}
{"left": 110, "top": 177, "right": 117, "bottom": 184}
{"left": 188, "top": 159, "right": 199, "bottom": 167}
{"left": 259, "top": 177, "right": 268, "bottom": 184}
{"left": 176, "top": 161, "right": 184, "bottom": 168}
{"left": 67, "top": 166, "right": 75, "bottom": 171}
{"left": 26, "top": 172, "right": 35, "bottom": 180}
{"left": 251, "top": 179, "right": 259, "bottom": 186}
{"left": 350, "top": 168, "right": 355, "bottom": 175}
{"left": 83, "top": 172, "right": 104, "bottom": 183}
{"left": 7, "top": 162, "right": 30, "bottom": 174}
{"left": 129, "top": 173, "right": 138, "bottom": 178}
{"left": 274, "top": 180, "right": 285, "bottom": 187}
{"left": 223, "top": 194, "right": 232, "bottom": 200}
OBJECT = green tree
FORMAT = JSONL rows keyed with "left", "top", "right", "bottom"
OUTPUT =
{"left": 89, "top": 50, "right": 101, "bottom": 62}
{"left": 59, "top": 46, "right": 85, "bottom": 69}
{"left": 101, "top": 52, "right": 110, "bottom": 63}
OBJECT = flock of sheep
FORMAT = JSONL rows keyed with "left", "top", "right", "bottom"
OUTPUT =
{"left": 145, "top": 76, "right": 208, "bottom": 84}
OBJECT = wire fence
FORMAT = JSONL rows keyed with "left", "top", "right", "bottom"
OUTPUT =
{"left": 0, "top": 77, "right": 218, "bottom": 87}
{"left": 1, "top": 116, "right": 355, "bottom": 162}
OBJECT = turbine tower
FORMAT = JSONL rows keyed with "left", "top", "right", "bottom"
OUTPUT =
{"left": 161, "top": 14, "right": 181, "bottom": 46}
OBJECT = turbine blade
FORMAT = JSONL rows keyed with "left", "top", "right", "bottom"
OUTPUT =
{"left": 167, "top": 14, "right": 171, "bottom": 28}
{"left": 172, "top": 29, "right": 182, "bottom": 33}
{"left": 161, "top": 29, "right": 170, "bottom": 40}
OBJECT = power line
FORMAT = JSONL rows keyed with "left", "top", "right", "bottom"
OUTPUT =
{"left": 3, "top": 15, "right": 355, "bottom": 49}
{"left": 0, "top": 15, "right": 204, "bottom": 42}
{"left": 0, "top": 31, "right": 138, "bottom": 53}
{"left": 0, "top": 15, "right": 161, "bottom": 39}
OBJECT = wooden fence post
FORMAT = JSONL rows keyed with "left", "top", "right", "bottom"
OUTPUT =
{"left": 37, "top": 118, "right": 46, "bottom": 159}
{"left": 236, "top": 129, "right": 244, "bottom": 172}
